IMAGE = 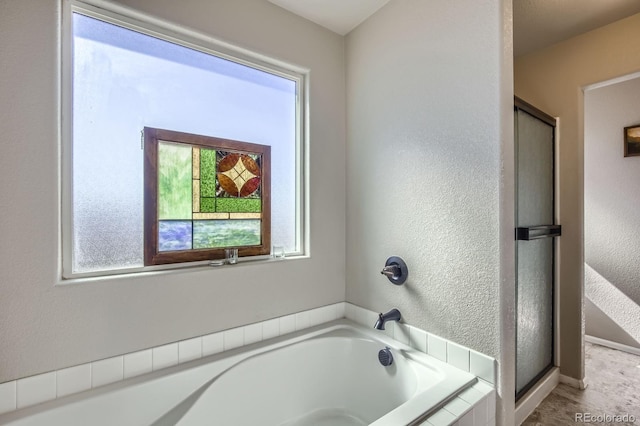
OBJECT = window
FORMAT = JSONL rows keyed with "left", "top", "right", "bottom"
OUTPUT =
{"left": 144, "top": 127, "right": 271, "bottom": 265}
{"left": 63, "top": 2, "right": 304, "bottom": 277}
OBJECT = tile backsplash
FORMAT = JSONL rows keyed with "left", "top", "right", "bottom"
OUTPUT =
{"left": 0, "top": 302, "right": 496, "bottom": 426}
{"left": 344, "top": 304, "right": 496, "bottom": 386}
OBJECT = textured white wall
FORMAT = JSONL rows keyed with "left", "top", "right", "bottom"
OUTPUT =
{"left": 585, "top": 266, "right": 640, "bottom": 348}
{"left": 584, "top": 76, "right": 640, "bottom": 347}
{"left": 514, "top": 12, "right": 640, "bottom": 381}
{"left": 0, "top": 0, "right": 346, "bottom": 383}
{"left": 345, "top": 0, "right": 514, "bottom": 423}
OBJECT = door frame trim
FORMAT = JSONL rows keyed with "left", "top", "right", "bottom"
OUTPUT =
{"left": 515, "top": 97, "right": 556, "bottom": 127}
{"left": 514, "top": 367, "right": 560, "bottom": 425}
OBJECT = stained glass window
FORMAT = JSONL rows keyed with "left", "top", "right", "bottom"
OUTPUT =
{"left": 65, "top": 6, "right": 301, "bottom": 276}
{"left": 144, "top": 127, "right": 270, "bottom": 265}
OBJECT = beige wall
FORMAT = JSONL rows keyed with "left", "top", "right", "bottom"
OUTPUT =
{"left": 584, "top": 76, "right": 640, "bottom": 349}
{"left": 514, "top": 13, "right": 640, "bottom": 380}
{"left": 0, "top": 0, "right": 346, "bottom": 383}
{"left": 346, "top": 0, "right": 515, "bottom": 423}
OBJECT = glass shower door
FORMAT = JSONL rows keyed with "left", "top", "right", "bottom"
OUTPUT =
{"left": 515, "top": 99, "right": 559, "bottom": 399}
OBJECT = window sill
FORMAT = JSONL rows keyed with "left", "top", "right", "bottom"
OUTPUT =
{"left": 57, "top": 253, "right": 308, "bottom": 286}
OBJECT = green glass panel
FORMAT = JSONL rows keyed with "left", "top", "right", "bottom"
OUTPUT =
{"left": 200, "top": 148, "right": 217, "bottom": 197}
{"left": 216, "top": 198, "right": 261, "bottom": 213}
{"left": 193, "top": 220, "right": 261, "bottom": 248}
{"left": 158, "top": 142, "right": 192, "bottom": 220}
{"left": 200, "top": 197, "right": 215, "bottom": 212}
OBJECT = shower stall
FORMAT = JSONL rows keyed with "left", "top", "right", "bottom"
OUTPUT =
{"left": 514, "top": 97, "right": 560, "bottom": 400}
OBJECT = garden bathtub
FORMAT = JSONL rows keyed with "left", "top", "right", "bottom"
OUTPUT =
{"left": 0, "top": 320, "right": 476, "bottom": 426}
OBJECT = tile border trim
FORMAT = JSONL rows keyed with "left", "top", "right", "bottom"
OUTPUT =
{"left": 0, "top": 303, "right": 344, "bottom": 415}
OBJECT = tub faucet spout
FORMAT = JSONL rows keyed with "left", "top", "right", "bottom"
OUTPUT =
{"left": 374, "top": 308, "right": 401, "bottom": 330}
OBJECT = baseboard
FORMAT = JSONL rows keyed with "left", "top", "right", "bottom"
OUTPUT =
{"left": 515, "top": 367, "right": 559, "bottom": 425}
{"left": 585, "top": 334, "right": 640, "bottom": 356}
{"left": 559, "top": 374, "right": 587, "bottom": 390}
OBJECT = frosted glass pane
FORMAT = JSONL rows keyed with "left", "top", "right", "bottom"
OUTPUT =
{"left": 516, "top": 238, "right": 553, "bottom": 394}
{"left": 72, "top": 13, "right": 298, "bottom": 273}
{"left": 515, "top": 107, "right": 555, "bottom": 395}
{"left": 516, "top": 110, "right": 554, "bottom": 227}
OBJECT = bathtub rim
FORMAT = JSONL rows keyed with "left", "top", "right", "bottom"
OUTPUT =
{"left": 0, "top": 319, "right": 478, "bottom": 426}
{"left": 150, "top": 325, "right": 451, "bottom": 425}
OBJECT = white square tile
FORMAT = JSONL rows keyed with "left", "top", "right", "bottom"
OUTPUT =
{"left": 447, "top": 341, "right": 470, "bottom": 371}
{"left": 16, "top": 372, "right": 56, "bottom": 409}
{"left": 409, "top": 326, "right": 427, "bottom": 353}
{"left": 295, "top": 310, "right": 310, "bottom": 330}
{"left": 0, "top": 381, "right": 17, "bottom": 415}
{"left": 153, "top": 343, "right": 178, "bottom": 370}
{"left": 345, "top": 303, "right": 357, "bottom": 321}
{"left": 244, "top": 323, "right": 263, "bottom": 345}
{"left": 279, "top": 314, "right": 296, "bottom": 335}
{"left": 262, "top": 318, "right": 280, "bottom": 340}
{"left": 309, "top": 305, "right": 334, "bottom": 326}
{"left": 334, "top": 302, "right": 346, "bottom": 319}
{"left": 473, "top": 396, "right": 488, "bottom": 425}
{"left": 360, "top": 307, "right": 379, "bottom": 328}
{"left": 325, "top": 304, "right": 340, "bottom": 321}
{"left": 179, "top": 337, "right": 202, "bottom": 363}
{"left": 457, "top": 410, "right": 474, "bottom": 426}
{"left": 92, "top": 356, "right": 123, "bottom": 388}
{"left": 458, "top": 386, "right": 485, "bottom": 406}
{"left": 378, "top": 320, "right": 395, "bottom": 338}
{"left": 307, "top": 307, "right": 322, "bottom": 327}
{"left": 425, "top": 408, "right": 456, "bottom": 426}
{"left": 427, "top": 333, "right": 447, "bottom": 362}
{"left": 444, "top": 396, "right": 472, "bottom": 417}
{"left": 123, "top": 350, "right": 152, "bottom": 379}
{"left": 202, "top": 332, "right": 224, "bottom": 356}
{"left": 470, "top": 350, "right": 495, "bottom": 384}
{"left": 349, "top": 305, "right": 375, "bottom": 327}
{"left": 486, "top": 390, "right": 496, "bottom": 419}
{"left": 223, "top": 327, "right": 244, "bottom": 351}
{"left": 393, "top": 322, "right": 410, "bottom": 345}
{"left": 472, "top": 381, "right": 494, "bottom": 396}
{"left": 56, "top": 364, "right": 91, "bottom": 398}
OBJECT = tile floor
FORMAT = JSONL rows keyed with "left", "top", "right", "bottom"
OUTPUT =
{"left": 523, "top": 343, "right": 640, "bottom": 425}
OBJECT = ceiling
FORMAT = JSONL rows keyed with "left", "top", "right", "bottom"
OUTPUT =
{"left": 268, "top": 0, "right": 391, "bottom": 35}
{"left": 268, "top": 0, "right": 640, "bottom": 57}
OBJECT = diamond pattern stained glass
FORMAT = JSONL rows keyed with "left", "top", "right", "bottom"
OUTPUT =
{"left": 146, "top": 128, "right": 270, "bottom": 265}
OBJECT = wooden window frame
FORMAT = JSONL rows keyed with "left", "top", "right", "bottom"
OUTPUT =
{"left": 144, "top": 127, "right": 271, "bottom": 265}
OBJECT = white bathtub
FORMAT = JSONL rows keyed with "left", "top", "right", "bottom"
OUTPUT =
{"left": 0, "top": 320, "right": 476, "bottom": 426}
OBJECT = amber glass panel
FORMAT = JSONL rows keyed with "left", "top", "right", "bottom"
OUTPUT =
{"left": 216, "top": 152, "right": 261, "bottom": 198}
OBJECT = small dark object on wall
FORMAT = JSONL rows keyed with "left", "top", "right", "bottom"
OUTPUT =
{"left": 624, "top": 124, "right": 640, "bottom": 157}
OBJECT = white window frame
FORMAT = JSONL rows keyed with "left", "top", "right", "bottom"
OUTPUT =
{"left": 60, "top": 0, "right": 308, "bottom": 280}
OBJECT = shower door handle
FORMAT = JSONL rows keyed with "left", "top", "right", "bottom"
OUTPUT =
{"left": 516, "top": 225, "right": 561, "bottom": 241}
